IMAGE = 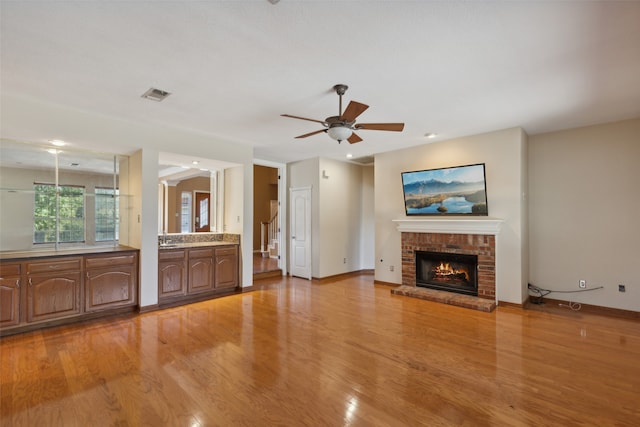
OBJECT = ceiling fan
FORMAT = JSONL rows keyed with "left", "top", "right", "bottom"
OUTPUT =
{"left": 281, "top": 84, "right": 404, "bottom": 144}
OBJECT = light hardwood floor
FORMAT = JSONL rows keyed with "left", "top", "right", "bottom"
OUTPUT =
{"left": 1, "top": 274, "right": 639, "bottom": 426}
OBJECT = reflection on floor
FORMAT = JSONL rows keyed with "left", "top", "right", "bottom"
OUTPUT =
{"left": 253, "top": 252, "right": 281, "bottom": 280}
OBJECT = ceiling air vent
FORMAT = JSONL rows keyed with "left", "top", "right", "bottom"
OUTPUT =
{"left": 141, "top": 87, "right": 171, "bottom": 102}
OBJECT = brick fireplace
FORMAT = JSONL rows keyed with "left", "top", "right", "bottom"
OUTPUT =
{"left": 402, "top": 232, "right": 495, "bottom": 300}
{"left": 393, "top": 218, "right": 503, "bottom": 304}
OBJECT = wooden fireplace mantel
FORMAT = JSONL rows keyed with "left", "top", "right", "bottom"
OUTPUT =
{"left": 392, "top": 217, "right": 504, "bottom": 235}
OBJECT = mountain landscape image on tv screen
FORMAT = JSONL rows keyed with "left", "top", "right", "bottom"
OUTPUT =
{"left": 401, "top": 163, "right": 488, "bottom": 216}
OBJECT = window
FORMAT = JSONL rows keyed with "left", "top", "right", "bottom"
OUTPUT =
{"left": 199, "top": 196, "right": 209, "bottom": 228}
{"left": 95, "top": 187, "right": 119, "bottom": 241}
{"left": 181, "top": 191, "right": 192, "bottom": 233}
{"left": 34, "top": 183, "right": 85, "bottom": 243}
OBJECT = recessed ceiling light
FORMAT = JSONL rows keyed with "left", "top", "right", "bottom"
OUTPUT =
{"left": 49, "top": 139, "right": 66, "bottom": 146}
{"left": 141, "top": 87, "right": 171, "bottom": 102}
{"left": 192, "top": 161, "right": 199, "bottom": 165}
{"left": 47, "top": 148, "right": 60, "bottom": 154}
{"left": 346, "top": 153, "right": 353, "bottom": 158}
{"left": 424, "top": 133, "right": 438, "bottom": 139}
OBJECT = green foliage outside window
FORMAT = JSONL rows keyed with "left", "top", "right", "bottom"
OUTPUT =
{"left": 33, "top": 183, "right": 85, "bottom": 243}
{"left": 95, "top": 187, "right": 119, "bottom": 241}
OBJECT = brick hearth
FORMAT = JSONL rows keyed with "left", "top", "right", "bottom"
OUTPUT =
{"left": 391, "top": 285, "right": 496, "bottom": 312}
{"left": 401, "top": 232, "right": 496, "bottom": 300}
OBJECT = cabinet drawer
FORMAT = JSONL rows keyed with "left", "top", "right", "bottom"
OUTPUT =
{"left": 215, "top": 246, "right": 237, "bottom": 256}
{"left": 159, "top": 249, "right": 186, "bottom": 261}
{"left": 0, "top": 263, "right": 21, "bottom": 277}
{"left": 85, "top": 253, "right": 137, "bottom": 269}
{"left": 188, "top": 248, "right": 214, "bottom": 258}
{"left": 27, "top": 258, "right": 82, "bottom": 274}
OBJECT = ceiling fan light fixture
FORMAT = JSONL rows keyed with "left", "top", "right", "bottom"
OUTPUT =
{"left": 327, "top": 126, "right": 352, "bottom": 142}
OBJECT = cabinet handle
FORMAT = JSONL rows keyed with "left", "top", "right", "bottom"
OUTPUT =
{"left": 16, "top": 279, "right": 20, "bottom": 288}
{"left": 28, "top": 277, "right": 33, "bottom": 287}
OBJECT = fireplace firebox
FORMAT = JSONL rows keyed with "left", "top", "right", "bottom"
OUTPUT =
{"left": 415, "top": 251, "right": 478, "bottom": 296}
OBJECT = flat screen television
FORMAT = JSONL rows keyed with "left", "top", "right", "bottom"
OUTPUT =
{"left": 401, "top": 163, "right": 488, "bottom": 216}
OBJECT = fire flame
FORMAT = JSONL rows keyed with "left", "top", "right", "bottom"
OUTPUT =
{"left": 434, "top": 262, "right": 469, "bottom": 281}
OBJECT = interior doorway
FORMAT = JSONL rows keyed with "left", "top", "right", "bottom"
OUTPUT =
{"left": 194, "top": 191, "right": 210, "bottom": 232}
{"left": 289, "top": 186, "right": 311, "bottom": 280}
{"left": 253, "top": 163, "right": 285, "bottom": 279}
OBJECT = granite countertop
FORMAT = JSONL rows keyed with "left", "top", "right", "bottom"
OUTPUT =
{"left": 0, "top": 245, "right": 138, "bottom": 261}
{"left": 158, "top": 241, "right": 238, "bottom": 250}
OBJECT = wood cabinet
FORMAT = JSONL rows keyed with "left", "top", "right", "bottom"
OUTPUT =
{"left": 158, "top": 250, "right": 187, "bottom": 299}
{"left": 188, "top": 248, "right": 215, "bottom": 294}
{"left": 26, "top": 257, "right": 82, "bottom": 323}
{"left": 0, "top": 248, "right": 139, "bottom": 335}
{"left": 158, "top": 244, "right": 238, "bottom": 305}
{"left": 215, "top": 246, "right": 238, "bottom": 290}
{"left": 0, "top": 263, "right": 22, "bottom": 327}
{"left": 85, "top": 252, "right": 137, "bottom": 312}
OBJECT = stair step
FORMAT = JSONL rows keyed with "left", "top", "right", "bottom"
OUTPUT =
{"left": 253, "top": 269, "right": 282, "bottom": 281}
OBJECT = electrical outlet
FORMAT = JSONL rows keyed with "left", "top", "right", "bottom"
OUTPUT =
{"left": 618, "top": 284, "right": 626, "bottom": 292}
{"left": 579, "top": 279, "right": 586, "bottom": 289}
{"left": 389, "top": 265, "right": 394, "bottom": 272}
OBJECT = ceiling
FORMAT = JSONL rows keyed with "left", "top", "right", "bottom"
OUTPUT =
{"left": 1, "top": 1, "right": 639, "bottom": 165}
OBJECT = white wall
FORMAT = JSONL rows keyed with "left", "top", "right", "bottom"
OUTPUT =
{"left": 318, "top": 158, "right": 365, "bottom": 277}
{"left": 360, "top": 165, "right": 375, "bottom": 270}
{"left": 138, "top": 148, "right": 161, "bottom": 307}
{"left": 223, "top": 164, "right": 253, "bottom": 287}
{"left": 529, "top": 118, "right": 640, "bottom": 311}
{"left": 374, "top": 128, "right": 528, "bottom": 304}
{"left": 224, "top": 166, "right": 245, "bottom": 234}
{"left": 288, "top": 157, "right": 370, "bottom": 278}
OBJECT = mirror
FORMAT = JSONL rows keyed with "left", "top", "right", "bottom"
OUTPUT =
{"left": 158, "top": 152, "right": 238, "bottom": 234}
{"left": 0, "top": 139, "right": 128, "bottom": 251}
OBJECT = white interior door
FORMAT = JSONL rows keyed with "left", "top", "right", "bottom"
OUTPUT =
{"left": 290, "top": 187, "right": 311, "bottom": 280}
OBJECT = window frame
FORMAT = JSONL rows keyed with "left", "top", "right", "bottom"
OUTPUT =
{"left": 33, "top": 182, "right": 86, "bottom": 244}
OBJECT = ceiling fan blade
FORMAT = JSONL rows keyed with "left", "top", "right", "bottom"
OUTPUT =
{"left": 355, "top": 123, "right": 405, "bottom": 132}
{"left": 340, "top": 101, "right": 369, "bottom": 122}
{"left": 347, "top": 133, "right": 363, "bottom": 144}
{"left": 281, "top": 114, "right": 327, "bottom": 125}
{"left": 295, "top": 129, "right": 327, "bottom": 139}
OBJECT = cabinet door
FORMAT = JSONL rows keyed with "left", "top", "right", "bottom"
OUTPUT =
{"left": 85, "top": 253, "right": 138, "bottom": 312}
{"left": 0, "top": 263, "right": 22, "bottom": 328}
{"left": 214, "top": 246, "right": 238, "bottom": 290}
{"left": 85, "top": 266, "right": 137, "bottom": 312}
{"left": 27, "top": 272, "right": 82, "bottom": 322}
{"left": 187, "top": 248, "right": 214, "bottom": 294}
{"left": 188, "top": 256, "right": 214, "bottom": 294}
{"left": 159, "top": 250, "right": 187, "bottom": 299}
